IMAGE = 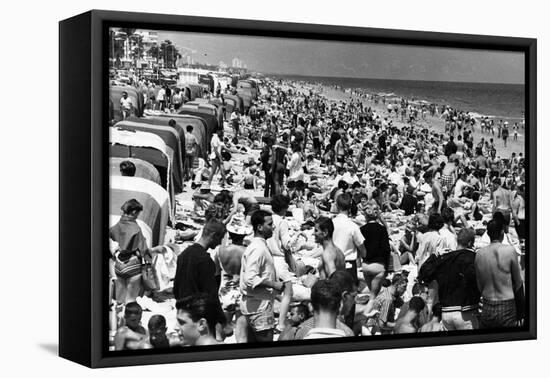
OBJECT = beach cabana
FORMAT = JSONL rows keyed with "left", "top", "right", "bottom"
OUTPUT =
{"left": 236, "top": 88, "right": 253, "bottom": 111}
{"left": 186, "top": 101, "right": 224, "bottom": 127}
{"left": 110, "top": 175, "right": 170, "bottom": 248}
{"left": 109, "top": 86, "right": 144, "bottom": 122}
{"left": 170, "top": 84, "right": 192, "bottom": 102}
{"left": 113, "top": 120, "right": 184, "bottom": 194}
{"left": 179, "top": 106, "right": 220, "bottom": 135}
{"left": 224, "top": 94, "right": 244, "bottom": 114}
{"left": 110, "top": 157, "right": 162, "bottom": 186}
{"left": 187, "top": 84, "right": 204, "bottom": 100}
{"left": 155, "top": 113, "right": 211, "bottom": 159}
{"left": 237, "top": 80, "right": 258, "bottom": 100}
{"left": 127, "top": 115, "right": 187, "bottom": 160}
{"left": 198, "top": 73, "right": 215, "bottom": 93}
{"left": 221, "top": 97, "right": 235, "bottom": 118}
{"left": 230, "top": 74, "right": 240, "bottom": 87}
{"left": 135, "top": 115, "right": 186, "bottom": 153}
{"left": 109, "top": 128, "right": 173, "bottom": 198}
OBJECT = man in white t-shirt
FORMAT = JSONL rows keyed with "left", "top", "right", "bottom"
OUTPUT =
{"left": 331, "top": 192, "right": 366, "bottom": 284}
{"left": 120, "top": 91, "right": 133, "bottom": 120}
{"left": 453, "top": 172, "right": 471, "bottom": 200}
{"left": 156, "top": 86, "right": 166, "bottom": 111}
{"left": 208, "top": 129, "right": 227, "bottom": 186}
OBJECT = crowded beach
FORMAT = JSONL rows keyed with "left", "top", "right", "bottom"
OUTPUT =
{"left": 108, "top": 67, "right": 526, "bottom": 350}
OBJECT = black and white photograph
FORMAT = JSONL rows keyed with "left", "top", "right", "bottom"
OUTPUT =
{"left": 4, "top": 0, "right": 549, "bottom": 375}
{"left": 107, "top": 26, "right": 529, "bottom": 351}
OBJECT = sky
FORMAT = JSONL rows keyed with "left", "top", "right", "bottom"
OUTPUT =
{"left": 155, "top": 30, "right": 524, "bottom": 84}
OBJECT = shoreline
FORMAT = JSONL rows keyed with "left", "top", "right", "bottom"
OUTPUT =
{"left": 271, "top": 74, "right": 525, "bottom": 121}
{"left": 290, "top": 80, "right": 525, "bottom": 157}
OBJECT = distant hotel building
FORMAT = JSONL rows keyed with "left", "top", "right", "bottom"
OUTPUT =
{"left": 232, "top": 57, "right": 244, "bottom": 68}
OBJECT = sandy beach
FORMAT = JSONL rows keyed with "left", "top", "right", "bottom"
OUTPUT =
{"left": 108, "top": 71, "right": 527, "bottom": 349}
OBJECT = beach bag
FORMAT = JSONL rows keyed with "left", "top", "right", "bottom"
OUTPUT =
{"left": 114, "top": 234, "right": 143, "bottom": 279}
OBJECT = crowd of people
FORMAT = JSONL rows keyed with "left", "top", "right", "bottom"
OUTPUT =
{"left": 109, "top": 75, "right": 527, "bottom": 350}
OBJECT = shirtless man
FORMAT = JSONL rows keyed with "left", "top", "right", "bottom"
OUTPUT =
{"left": 475, "top": 219, "right": 525, "bottom": 328}
{"left": 394, "top": 297, "right": 426, "bottom": 334}
{"left": 492, "top": 179, "right": 513, "bottom": 219}
{"left": 424, "top": 171, "right": 445, "bottom": 214}
{"left": 231, "top": 189, "right": 260, "bottom": 224}
{"left": 218, "top": 230, "right": 247, "bottom": 342}
{"left": 474, "top": 148, "right": 489, "bottom": 191}
{"left": 419, "top": 303, "right": 445, "bottom": 332}
{"left": 114, "top": 302, "right": 148, "bottom": 350}
{"left": 313, "top": 216, "right": 346, "bottom": 278}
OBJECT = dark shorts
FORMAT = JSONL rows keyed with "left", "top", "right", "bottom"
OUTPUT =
{"left": 345, "top": 259, "right": 359, "bottom": 286}
{"left": 312, "top": 138, "right": 321, "bottom": 150}
{"left": 516, "top": 219, "right": 526, "bottom": 239}
{"left": 480, "top": 298, "right": 517, "bottom": 329}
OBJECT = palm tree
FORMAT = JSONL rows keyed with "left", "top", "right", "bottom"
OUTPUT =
{"left": 129, "top": 34, "right": 144, "bottom": 68}
{"left": 159, "top": 40, "right": 179, "bottom": 69}
{"left": 109, "top": 29, "right": 126, "bottom": 68}
{"left": 118, "top": 28, "right": 136, "bottom": 60}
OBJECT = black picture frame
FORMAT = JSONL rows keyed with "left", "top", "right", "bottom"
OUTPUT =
{"left": 59, "top": 9, "right": 537, "bottom": 368}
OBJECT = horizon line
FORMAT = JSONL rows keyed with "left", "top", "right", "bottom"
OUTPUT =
{"left": 262, "top": 72, "right": 524, "bottom": 86}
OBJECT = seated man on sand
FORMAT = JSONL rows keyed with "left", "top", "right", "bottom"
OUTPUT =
{"left": 114, "top": 302, "right": 148, "bottom": 350}
{"left": 192, "top": 183, "right": 215, "bottom": 216}
{"left": 393, "top": 297, "right": 426, "bottom": 334}
{"left": 147, "top": 314, "right": 182, "bottom": 348}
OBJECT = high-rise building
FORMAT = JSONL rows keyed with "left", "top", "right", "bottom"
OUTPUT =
{"left": 232, "top": 57, "right": 243, "bottom": 68}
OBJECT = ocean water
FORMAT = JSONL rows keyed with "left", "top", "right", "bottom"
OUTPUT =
{"left": 274, "top": 75, "right": 525, "bottom": 122}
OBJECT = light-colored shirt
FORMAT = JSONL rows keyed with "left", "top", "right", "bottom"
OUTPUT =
{"left": 185, "top": 132, "right": 198, "bottom": 155}
{"left": 267, "top": 213, "right": 291, "bottom": 258}
{"left": 288, "top": 152, "right": 304, "bottom": 182}
{"left": 332, "top": 213, "right": 365, "bottom": 261}
{"left": 239, "top": 237, "right": 276, "bottom": 315}
{"left": 454, "top": 178, "right": 469, "bottom": 199}
{"left": 172, "top": 92, "right": 183, "bottom": 105}
{"left": 156, "top": 88, "right": 166, "bottom": 101}
{"left": 210, "top": 134, "right": 222, "bottom": 160}
{"left": 120, "top": 97, "right": 133, "bottom": 110}
{"left": 303, "top": 327, "right": 347, "bottom": 339}
{"left": 294, "top": 317, "right": 354, "bottom": 339}
{"left": 416, "top": 231, "right": 445, "bottom": 267}
{"left": 439, "top": 225, "right": 458, "bottom": 251}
